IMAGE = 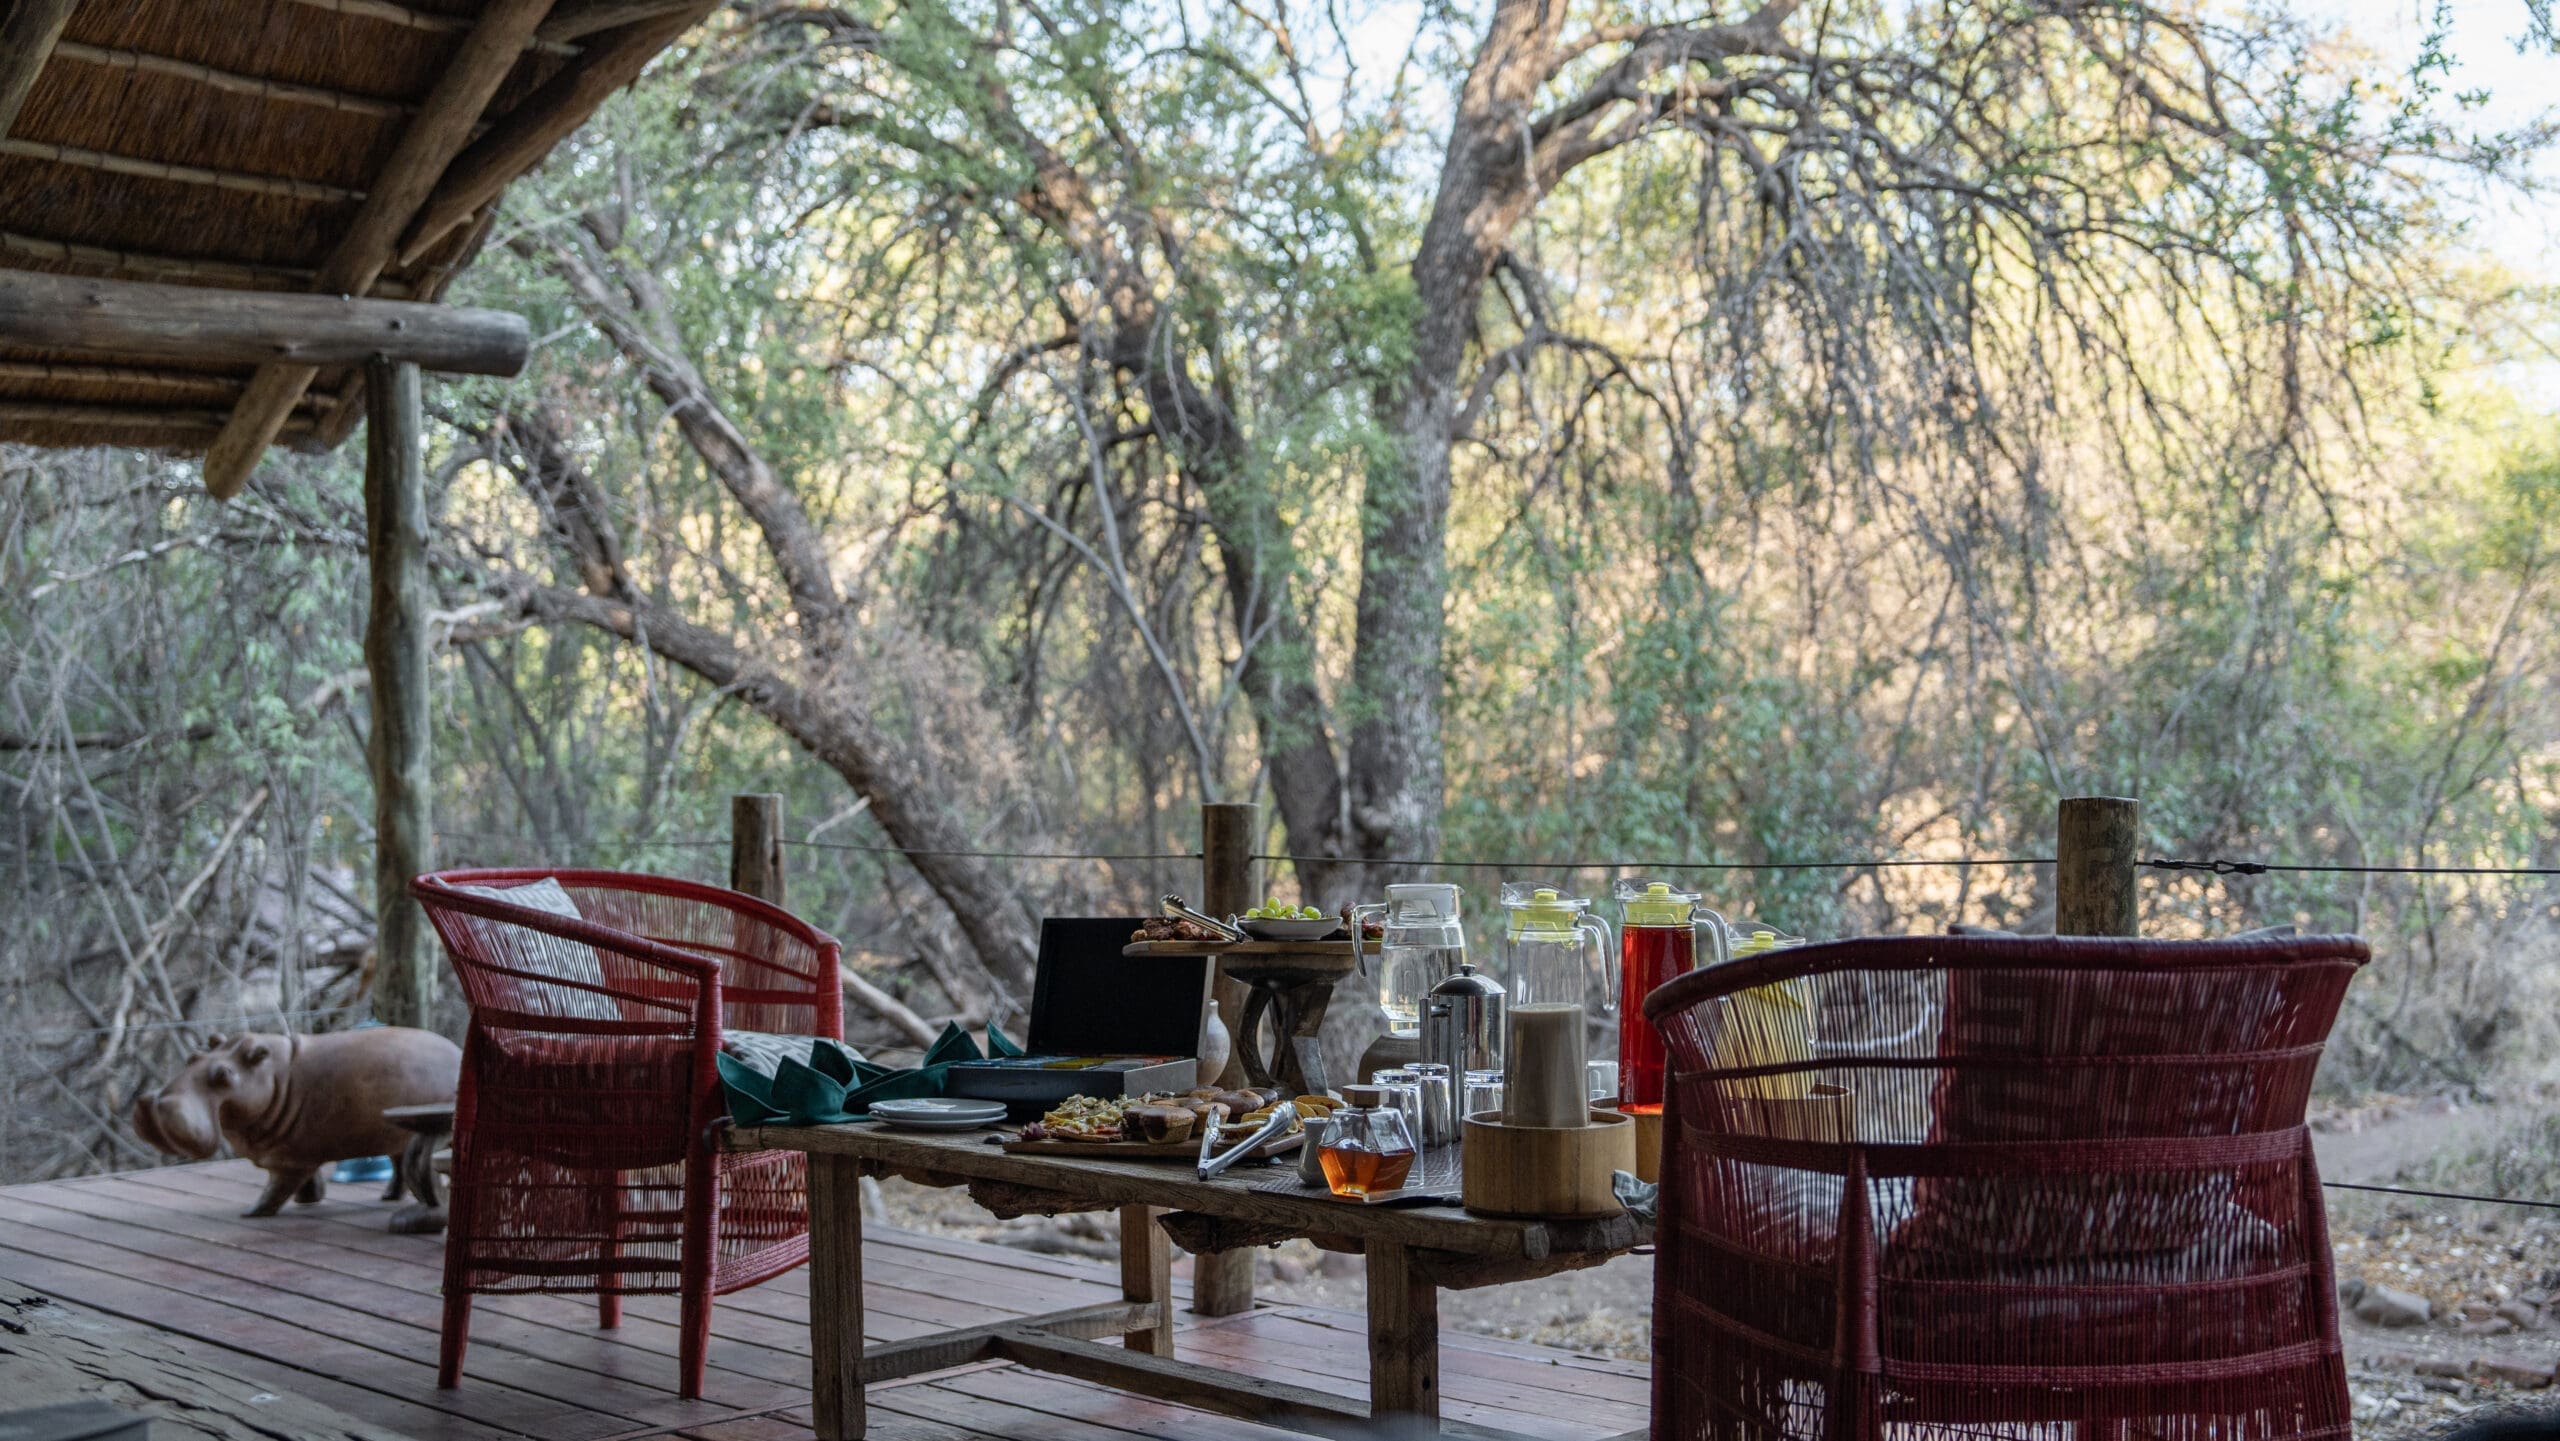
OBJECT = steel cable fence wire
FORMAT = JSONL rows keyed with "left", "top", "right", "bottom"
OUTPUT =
{"left": 412, "top": 826, "right": 2560, "bottom": 878}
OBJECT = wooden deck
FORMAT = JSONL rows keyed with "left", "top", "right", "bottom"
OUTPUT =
{"left": 0, "top": 1160, "right": 1650, "bottom": 1441}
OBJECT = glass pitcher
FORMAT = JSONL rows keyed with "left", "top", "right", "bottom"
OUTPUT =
{"left": 1613, "top": 882, "right": 1811, "bottom": 1110}
{"left": 1499, "top": 883, "right": 1615, "bottom": 1014}
{"left": 1614, "top": 879, "right": 1698, "bottom": 1112}
{"left": 1351, "top": 883, "right": 1467, "bottom": 1036}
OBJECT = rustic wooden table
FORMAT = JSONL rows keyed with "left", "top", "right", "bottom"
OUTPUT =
{"left": 732, "top": 1120, "right": 1650, "bottom": 1441}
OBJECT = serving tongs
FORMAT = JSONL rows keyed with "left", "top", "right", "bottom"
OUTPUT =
{"left": 1160, "top": 894, "right": 1246, "bottom": 944}
{"left": 1196, "top": 1102, "right": 1298, "bottom": 1181}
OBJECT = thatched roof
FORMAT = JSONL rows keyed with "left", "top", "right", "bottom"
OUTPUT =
{"left": 0, "top": 0, "right": 704, "bottom": 458}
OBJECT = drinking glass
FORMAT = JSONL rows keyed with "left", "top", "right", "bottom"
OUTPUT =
{"left": 1367, "top": 1068, "right": 1424, "bottom": 1145}
{"left": 1408, "top": 1062, "right": 1455, "bottom": 1146}
{"left": 1586, "top": 1059, "right": 1620, "bottom": 1102}
{"left": 1463, "top": 1069, "right": 1505, "bottom": 1121}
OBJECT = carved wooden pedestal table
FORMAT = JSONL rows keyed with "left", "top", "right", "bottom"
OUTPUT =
{"left": 1124, "top": 939, "right": 1360, "bottom": 1096}
{"left": 732, "top": 1119, "right": 1649, "bottom": 1441}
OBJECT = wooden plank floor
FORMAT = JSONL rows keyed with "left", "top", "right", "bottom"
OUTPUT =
{"left": 0, "top": 1160, "right": 1649, "bottom": 1440}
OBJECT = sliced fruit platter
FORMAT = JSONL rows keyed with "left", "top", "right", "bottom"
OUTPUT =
{"left": 1000, "top": 1086, "right": 1344, "bottom": 1159}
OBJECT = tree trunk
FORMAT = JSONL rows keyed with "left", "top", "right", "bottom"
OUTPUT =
{"left": 1346, "top": 0, "right": 1574, "bottom": 878}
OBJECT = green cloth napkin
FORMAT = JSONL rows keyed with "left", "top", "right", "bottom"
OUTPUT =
{"left": 717, "top": 1022, "right": 1020, "bottom": 1126}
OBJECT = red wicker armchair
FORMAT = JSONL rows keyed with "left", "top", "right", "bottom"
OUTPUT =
{"left": 413, "top": 868, "right": 844, "bottom": 1399}
{"left": 1643, "top": 932, "right": 2369, "bottom": 1441}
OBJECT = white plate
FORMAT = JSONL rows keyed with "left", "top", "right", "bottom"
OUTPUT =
{"left": 867, "top": 1098, "right": 1007, "bottom": 1130}
{"left": 869, "top": 1112, "right": 1006, "bottom": 1131}
{"left": 1238, "top": 917, "right": 1339, "bottom": 941}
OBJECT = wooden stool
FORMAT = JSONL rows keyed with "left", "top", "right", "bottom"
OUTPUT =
{"left": 381, "top": 1102, "right": 453, "bottom": 1235}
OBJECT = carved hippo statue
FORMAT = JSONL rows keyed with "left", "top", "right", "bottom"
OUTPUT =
{"left": 131, "top": 1027, "right": 462, "bottom": 1217}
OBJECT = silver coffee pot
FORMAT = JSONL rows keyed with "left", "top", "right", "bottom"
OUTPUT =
{"left": 1419, "top": 962, "right": 1505, "bottom": 1081}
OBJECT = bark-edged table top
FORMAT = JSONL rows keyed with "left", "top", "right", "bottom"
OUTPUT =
{"left": 730, "top": 1120, "right": 1643, "bottom": 1260}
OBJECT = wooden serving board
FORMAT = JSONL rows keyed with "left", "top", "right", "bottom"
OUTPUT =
{"left": 1002, "top": 1131, "right": 1305, "bottom": 1161}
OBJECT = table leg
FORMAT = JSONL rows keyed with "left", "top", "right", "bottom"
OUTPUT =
{"left": 808, "top": 1154, "right": 868, "bottom": 1440}
{"left": 1118, "top": 1203, "right": 1175, "bottom": 1357}
{"left": 1367, "top": 1239, "right": 1439, "bottom": 1424}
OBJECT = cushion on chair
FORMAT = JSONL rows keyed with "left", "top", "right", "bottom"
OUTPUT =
{"left": 450, "top": 877, "right": 622, "bottom": 1022}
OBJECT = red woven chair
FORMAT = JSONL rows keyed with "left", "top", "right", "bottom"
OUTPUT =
{"left": 1643, "top": 932, "right": 2369, "bottom": 1441}
{"left": 413, "top": 868, "right": 843, "bottom": 1398}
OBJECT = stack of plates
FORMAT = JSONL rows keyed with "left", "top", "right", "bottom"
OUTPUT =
{"left": 865, "top": 1097, "right": 1009, "bottom": 1131}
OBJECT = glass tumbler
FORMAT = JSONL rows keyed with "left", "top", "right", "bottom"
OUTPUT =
{"left": 1367, "top": 1068, "right": 1424, "bottom": 1147}
{"left": 1407, "top": 1062, "right": 1455, "bottom": 1146}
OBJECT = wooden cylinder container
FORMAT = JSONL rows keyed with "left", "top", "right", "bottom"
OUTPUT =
{"left": 1460, "top": 1108, "right": 1634, "bottom": 1219}
{"left": 1619, "top": 1106, "right": 1663, "bottom": 1184}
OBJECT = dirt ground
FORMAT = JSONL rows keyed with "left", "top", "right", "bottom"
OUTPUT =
{"left": 870, "top": 1090, "right": 2560, "bottom": 1436}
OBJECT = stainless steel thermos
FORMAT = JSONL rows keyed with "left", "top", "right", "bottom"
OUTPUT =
{"left": 1419, "top": 962, "right": 1505, "bottom": 1085}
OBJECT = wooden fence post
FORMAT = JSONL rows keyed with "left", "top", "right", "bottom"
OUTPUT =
{"left": 2056, "top": 796, "right": 2140, "bottom": 937}
{"left": 364, "top": 357, "right": 435, "bottom": 1030}
{"left": 731, "top": 793, "right": 785, "bottom": 905}
{"left": 1200, "top": 803, "right": 1256, "bottom": 1089}
{"left": 1193, "top": 801, "right": 1258, "bottom": 1317}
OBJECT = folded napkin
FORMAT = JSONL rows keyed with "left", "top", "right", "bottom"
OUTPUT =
{"left": 717, "top": 1021, "right": 1020, "bottom": 1126}
{"left": 1611, "top": 1171, "right": 1657, "bottom": 1223}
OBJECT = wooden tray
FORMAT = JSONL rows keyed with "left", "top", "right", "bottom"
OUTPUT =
{"left": 1002, "top": 1130, "right": 1305, "bottom": 1161}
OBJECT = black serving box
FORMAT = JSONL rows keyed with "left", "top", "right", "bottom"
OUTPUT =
{"left": 942, "top": 918, "right": 1211, "bottom": 1109}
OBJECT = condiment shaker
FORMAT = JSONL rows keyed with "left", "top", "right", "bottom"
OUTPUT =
{"left": 1297, "top": 1109, "right": 1334, "bottom": 1186}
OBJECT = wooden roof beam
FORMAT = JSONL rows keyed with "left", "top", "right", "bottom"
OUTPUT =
{"left": 277, "top": 0, "right": 582, "bottom": 57}
{"left": 0, "top": 0, "right": 80, "bottom": 139}
{"left": 0, "top": 137, "right": 366, "bottom": 203}
{"left": 51, "top": 41, "right": 413, "bottom": 120}
{"left": 540, "top": 0, "right": 706, "bottom": 43}
{"left": 397, "top": 3, "right": 717, "bottom": 267}
{"left": 0, "top": 402, "right": 318, "bottom": 440}
{"left": 0, "top": 271, "right": 531, "bottom": 375}
{"left": 202, "top": 0, "right": 559, "bottom": 500}
{"left": 0, "top": 229, "right": 419, "bottom": 298}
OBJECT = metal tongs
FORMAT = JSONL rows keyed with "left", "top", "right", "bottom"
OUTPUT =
{"left": 1197, "top": 1102, "right": 1298, "bottom": 1181}
{"left": 1161, "top": 894, "right": 1245, "bottom": 943}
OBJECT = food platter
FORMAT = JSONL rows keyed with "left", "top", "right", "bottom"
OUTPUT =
{"left": 994, "top": 1087, "right": 1341, "bottom": 1164}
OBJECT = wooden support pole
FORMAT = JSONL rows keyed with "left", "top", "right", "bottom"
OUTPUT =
{"left": 807, "top": 1153, "right": 867, "bottom": 1441}
{"left": 1117, "top": 1204, "right": 1175, "bottom": 1357}
{"left": 1366, "top": 1239, "right": 1440, "bottom": 1422}
{"left": 0, "top": 272, "right": 531, "bottom": 376}
{"left": 730, "top": 793, "right": 785, "bottom": 905}
{"left": 1191, "top": 801, "right": 1259, "bottom": 1320}
{"left": 365, "top": 358, "right": 436, "bottom": 1029}
{"left": 0, "top": 0, "right": 78, "bottom": 140}
{"left": 2056, "top": 796, "right": 2140, "bottom": 937}
{"left": 202, "top": 0, "right": 556, "bottom": 501}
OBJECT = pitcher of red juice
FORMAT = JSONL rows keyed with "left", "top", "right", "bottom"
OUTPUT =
{"left": 1613, "top": 879, "right": 1701, "bottom": 1112}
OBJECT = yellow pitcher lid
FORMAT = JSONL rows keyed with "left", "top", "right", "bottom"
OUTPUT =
{"left": 1617, "top": 879, "right": 1697, "bottom": 927}
{"left": 1500, "top": 882, "right": 1588, "bottom": 936}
